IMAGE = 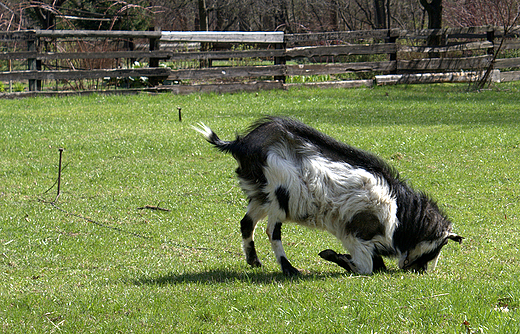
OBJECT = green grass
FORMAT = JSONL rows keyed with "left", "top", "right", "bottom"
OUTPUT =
{"left": 1, "top": 83, "right": 520, "bottom": 333}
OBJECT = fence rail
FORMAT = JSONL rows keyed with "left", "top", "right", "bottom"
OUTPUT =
{"left": 1, "top": 26, "right": 520, "bottom": 96}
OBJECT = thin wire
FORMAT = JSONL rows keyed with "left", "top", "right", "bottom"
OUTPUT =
{"left": 38, "top": 150, "right": 237, "bottom": 254}
{"left": 41, "top": 162, "right": 70, "bottom": 195}
{"left": 38, "top": 197, "right": 153, "bottom": 239}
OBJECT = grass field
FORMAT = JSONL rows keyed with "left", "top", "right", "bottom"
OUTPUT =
{"left": 1, "top": 83, "right": 520, "bottom": 333}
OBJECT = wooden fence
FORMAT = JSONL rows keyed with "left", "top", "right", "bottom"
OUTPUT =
{"left": 1, "top": 25, "right": 520, "bottom": 96}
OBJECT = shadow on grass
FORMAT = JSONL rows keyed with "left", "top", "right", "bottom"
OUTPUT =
{"left": 132, "top": 268, "right": 379, "bottom": 286}
{"left": 132, "top": 269, "right": 402, "bottom": 286}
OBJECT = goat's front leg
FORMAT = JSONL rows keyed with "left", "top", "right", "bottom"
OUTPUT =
{"left": 319, "top": 249, "right": 355, "bottom": 272}
{"left": 319, "top": 249, "right": 387, "bottom": 273}
{"left": 341, "top": 237, "right": 377, "bottom": 275}
{"left": 266, "top": 219, "right": 300, "bottom": 276}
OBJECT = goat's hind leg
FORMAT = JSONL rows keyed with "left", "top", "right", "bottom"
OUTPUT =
{"left": 266, "top": 218, "right": 300, "bottom": 276}
{"left": 240, "top": 204, "right": 265, "bottom": 268}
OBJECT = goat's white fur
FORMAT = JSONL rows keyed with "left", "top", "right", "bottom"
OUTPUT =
{"left": 195, "top": 117, "right": 461, "bottom": 275}
{"left": 242, "top": 142, "right": 399, "bottom": 274}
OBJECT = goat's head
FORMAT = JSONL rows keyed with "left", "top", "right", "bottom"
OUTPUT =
{"left": 399, "top": 232, "right": 463, "bottom": 272}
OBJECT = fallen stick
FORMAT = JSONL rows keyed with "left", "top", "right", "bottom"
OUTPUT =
{"left": 137, "top": 205, "right": 170, "bottom": 212}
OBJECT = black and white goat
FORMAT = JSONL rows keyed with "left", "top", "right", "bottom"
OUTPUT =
{"left": 194, "top": 117, "right": 463, "bottom": 276}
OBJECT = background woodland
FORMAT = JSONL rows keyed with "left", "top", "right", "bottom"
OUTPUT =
{"left": 1, "top": 0, "right": 520, "bottom": 33}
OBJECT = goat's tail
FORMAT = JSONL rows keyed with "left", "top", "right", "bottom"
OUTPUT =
{"left": 192, "top": 123, "right": 234, "bottom": 153}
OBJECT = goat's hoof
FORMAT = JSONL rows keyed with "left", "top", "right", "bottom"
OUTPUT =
{"left": 372, "top": 255, "right": 387, "bottom": 272}
{"left": 318, "top": 249, "right": 339, "bottom": 262}
{"left": 247, "top": 258, "right": 262, "bottom": 268}
{"left": 283, "top": 266, "right": 300, "bottom": 277}
{"left": 280, "top": 257, "right": 300, "bottom": 276}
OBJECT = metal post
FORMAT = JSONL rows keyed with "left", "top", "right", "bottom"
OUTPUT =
{"left": 55, "top": 148, "right": 64, "bottom": 202}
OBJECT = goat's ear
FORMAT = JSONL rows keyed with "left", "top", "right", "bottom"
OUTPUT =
{"left": 447, "top": 233, "right": 464, "bottom": 244}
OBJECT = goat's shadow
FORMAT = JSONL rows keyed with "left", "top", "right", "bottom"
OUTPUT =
{"left": 132, "top": 267, "right": 399, "bottom": 286}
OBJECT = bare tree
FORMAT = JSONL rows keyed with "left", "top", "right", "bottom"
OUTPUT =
{"left": 479, "top": 1, "right": 519, "bottom": 89}
{"left": 443, "top": 0, "right": 520, "bottom": 89}
{"left": 8, "top": 0, "right": 517, "bottom": 35}
{"left": 0, "top": 0, "right": 21, "bottom": 30}
{"left": 374, "top": 0, "right": 386, "bottom": 29}
{"left": 420, "top": 0, "right": 441, "bottom": 29}
{"left": 419, "top": 0, "right": 444, "bottom": 49}
{"left": 444, "top": 0, "right": 520, "bottom": 27}
{"left": 395, "top": 0, "right": 425, "bottom": 29}
{"left": 29, "top": 0, "right": 69, "bottom": 29}
{"left": 196, "top": 0, "right": 208, "bottom": 30}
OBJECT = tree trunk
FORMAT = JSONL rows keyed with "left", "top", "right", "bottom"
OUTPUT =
{"left": 420, "top": 0, "right": 444, "bottom": 47}
{"left": 197, "top": 0, "right": 208, "bottom": 31}
{"left": 197, "top": 0, "right": 210, "bottom": 68}
{"left": 420, "top": 0, "right": 442, "bottom": 29}
{"left": 374, "top": 0, "right": 387, "bottom": 29}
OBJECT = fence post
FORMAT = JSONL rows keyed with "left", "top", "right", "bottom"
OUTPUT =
{"left": 148, "top": 27, "right": 161, "bottom": 86}
{"left": 486, "top": 28, "right": 495, "bottom": 56}
{"left": 274, "top": 41, "right": 286, "bottom": 83}
{"left": 27, "top": 33, "right": 41, "bottom": 91}
{"left": 149, "top": 27, "right": 161, "bottom": 67}
{"left": 387, "top": 29, "right": 398, "bottom": 74}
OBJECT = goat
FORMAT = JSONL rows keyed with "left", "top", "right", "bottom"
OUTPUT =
{"left": 194, "top": 116, "right": 463, "bottom": 276}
